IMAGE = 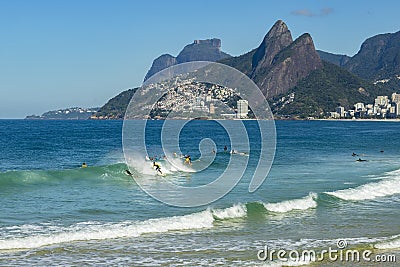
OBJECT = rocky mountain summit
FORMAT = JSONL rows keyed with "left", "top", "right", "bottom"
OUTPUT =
{"left": 144, "top": 38, "right": 230, "bottom": 81}
{"left": 223, "top": 20, "right": 323, "bottom": 99}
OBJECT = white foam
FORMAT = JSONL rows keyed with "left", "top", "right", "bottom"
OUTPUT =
{"left": 126, "top": 154, "right": 156, "bottom": 176}
{"left": 212, "top": 204, "right": 247, "bottom": 220}
{"left": 263, "top": 193, "right": 318, "bottom": 213}
{"left": 261, "top": 258, "right": 313, "bottom": 267}
{"left": 326, "top": 174, "right": 400, "bottom": 201}
{"left": 375, "top": 237, "right": 400, "bottom": 249}
{"left": 166, "top": 156, "right": 196, "bottom": 173}
{"left": 0, "top": 204, "right": 248, "bottom": 250}
{"left": 0, "top": 210, "right": 214, "bottom": 250}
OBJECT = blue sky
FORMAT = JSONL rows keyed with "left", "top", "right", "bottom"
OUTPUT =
{"left": 0, "top": 0, "right": 399, "bottom": 118}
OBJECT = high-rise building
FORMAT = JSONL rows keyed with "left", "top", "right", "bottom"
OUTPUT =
{"left": 354, "top": 103, "right": 365, "bottom": 111}
{"left": 375, "top": 96, "right": 389, "bottom": 106}
{"left": 392, "top": 93, "right": 400, "bottom": 104}
{"left": 336, "top": 106, "right": 345, "bottom": 118}
{"left": 209, "top": 103, "right": 215, "bottom": 114}
{"left": 396, "top": 103, "right": 400, "bottom": 116}
{"left": 237, "top": 100, "right": 248, "bottom": 118}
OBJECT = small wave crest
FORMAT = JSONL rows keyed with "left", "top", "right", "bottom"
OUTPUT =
{"left": 325, "top": 169, "right": 400, "bottom": 201}
{"left": 211, "top": 204, "right": 247, "bottom": 220}
{"left": 375, "top": 236, "right": 400, "bottom": 250}
{"left": 263, "top": 193, "right": 318, "bottom": 213}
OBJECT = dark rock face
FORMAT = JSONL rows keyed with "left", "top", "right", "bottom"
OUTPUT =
{"left": 251, "top": 20, "right": 293, "bottom": 72}
{"left": 220, "top": 20, "right": 323, "bottom": 98}
{"left": 344, "top": 31, "right": 400, "bottom": 80}
{"left": 144, "top": 54, "right": 177, "bottom": 81}
{"left": 176, "top": 38, "right": 228, "bottom": 63}
{"left": 259, "top": 34, "right": 322, "bottom": 98}
{"left": 144, "top": 38, "right": 230, "bottom": 81}
{"left": 250, "top": 22, "right": 323, "bottom": 98}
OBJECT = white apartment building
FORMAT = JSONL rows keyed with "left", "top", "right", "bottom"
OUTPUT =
{"left": 237, "top": 99, "right": 249, "bottom": 118}
{"left": 375, "top": 96, "right": 389, "bottom": 106}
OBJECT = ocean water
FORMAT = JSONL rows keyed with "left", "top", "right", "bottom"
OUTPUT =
{"left": 0, "top": 119, "right": 399, "bottom": 266}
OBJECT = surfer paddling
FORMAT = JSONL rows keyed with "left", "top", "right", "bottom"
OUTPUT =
{"left": 124, "top": 169, "right": 133, "bottom": 176}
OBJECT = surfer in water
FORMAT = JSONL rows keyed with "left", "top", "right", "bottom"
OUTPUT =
{"left": 124, "top": 169, "right": 133, "bottom": 176}
{"left": 153, "top": 162, "right": 162, "bottom": 175}
{"left": 184, "top": 155, "right": 192, "bottom": 166}
{"left": 356, "top": 158, "right": 367, "bottom": 162}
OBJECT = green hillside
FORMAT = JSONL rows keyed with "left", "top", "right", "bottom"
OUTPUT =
{"left": 218, "top": 49, "right": 256, "bottom": 76}
{"left": 93, "top": 88, "right": 137, "bottom": 119}
{"left": 273, "top": 61, "right": 393, "bottom": 118}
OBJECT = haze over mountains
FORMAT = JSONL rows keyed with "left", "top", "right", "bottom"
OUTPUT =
{"left": 69, "top": 20, "right": 400, "bottom": 119}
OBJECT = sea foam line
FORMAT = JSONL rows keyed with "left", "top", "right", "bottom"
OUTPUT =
{"left": 0, "top": 204, "right": 246, "bottom": 250}
{"left": 260, "top": 258, "right": 313, "bottom": 267}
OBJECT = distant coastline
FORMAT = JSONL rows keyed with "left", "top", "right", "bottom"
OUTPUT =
{"left": 24, "top": 117, "right": 400, "bottom": 122}
{"left": 25, "top": 107, "right": 99, "bottom": 120}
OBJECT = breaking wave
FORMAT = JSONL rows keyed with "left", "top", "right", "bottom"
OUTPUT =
{"left": 325, "top": 169, "right": 400, "bottom": 201}
{"left": 0, "top": 204, "right": 246, "bottom": 250}
{"left": 375, "top": 236, "right": 400, "bottom": 249}
{"left": 263, "top": 193, "right": 318, "bottom": 213}
{"left": 212, "top": 203, "right": 247, "bottom": 220}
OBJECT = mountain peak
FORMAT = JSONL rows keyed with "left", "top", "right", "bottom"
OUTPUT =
{"left": 269, "top": 20, "right": 290, "bottom": 36}
{"left": 251, "top": 25, "right": 322, "bottom": 98}
{"left": 252, "top": 20, "right": 293, "bottom": 70}
{"left": 295, "top": 33, "right": 312, "bottom": 43}
{"left": 144, "top": 54, "right": 177, "bottom": 81}
{"left": 176, "top": 38, "right": 229, "bottom": 63}
{"left": 144, "top": 38, "right": 230, "bottom": 81}
{"left": 289, "top": 33, "right": 318, "bottom": 52}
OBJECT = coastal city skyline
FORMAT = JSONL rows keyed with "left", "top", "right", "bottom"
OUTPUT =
{"left": 329, "top": 93, "right": 400, "bottom": 119}
{"left": 1, "top": 0, "right": 400, "bottom": 118}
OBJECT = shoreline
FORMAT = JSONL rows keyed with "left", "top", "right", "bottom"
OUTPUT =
{"left": 10, "top": 117, "right": 400, "bottom": 122}
{"left": 316, "top": 118, "right": 400, "bottom": 122}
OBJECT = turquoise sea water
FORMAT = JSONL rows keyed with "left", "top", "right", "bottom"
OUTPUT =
{"left": 0, "top": 120, "right": 399, "bottom": 266}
